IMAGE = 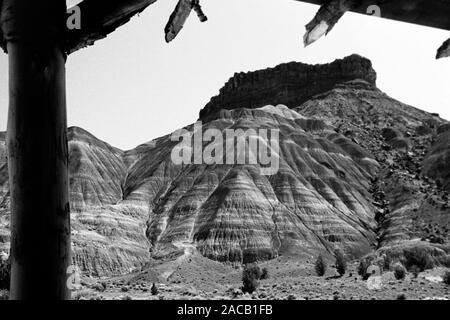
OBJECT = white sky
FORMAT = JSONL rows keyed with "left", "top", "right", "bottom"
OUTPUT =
{"left": 0, "top": 0, "right": 449, "bottom": 150}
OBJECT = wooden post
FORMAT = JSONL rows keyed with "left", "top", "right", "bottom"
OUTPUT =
{"left": 2, "top": 0, "right": 71, "bottom": 299}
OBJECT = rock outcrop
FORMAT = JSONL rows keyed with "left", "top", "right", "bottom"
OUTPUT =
{"left": 0, "top": 55, "right": 449, "bottom": 276}
{"left": 422, "top": 124, "right": 450, "bottom": 191}
{"left": 199, "top": 55, "right": 376, "bottom": 121}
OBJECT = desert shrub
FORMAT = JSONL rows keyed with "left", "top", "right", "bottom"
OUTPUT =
{"left": 287, "top": 294, "right": 296, "bottom": 300}
{"left": 0, "top": 258, "right": 10, "bottom": 290}
{"left": 396, "top": 293, "right": 407, "bottom": 300}
{"left": 404, "top": 247, "right": 434, "bottom": 271}
{"left": 0, "top": 289, "right": 8, "bottom": 300}
{"left": 438, "top": 254, "right": 450, "bottom": 268}
{"left": 260, "top": 268, "right": 269, "bottom": 280}
{"left": 242, "top": 264, "right": 261, "bottom": 294}
{"left": 382, "top": 255, "right": 392, "bottom": 271}
{"left": 334, "top": 249, "right": 347, "bottom": 276}
{"left": 315, "top": 254, "right": 327, "bottom": 277}
{"left": 151, "top": 283, "right": 158, "bottom": 295}
{"left": 443, "top": 270, "right": 450, "bottom": 285}
{"left": 357, "top": 258, "right": 372, "bottom": 280}
{"left": 92, "top": 282, "right": 106, "bottom": 292}
{"left": 393, "top": 263, "right": 406, "bottom": 280}
{"left": 246, "top": 264, "right": 262, "bottom": 279}
{"left": 411, "top": 265, "right": 420, "bottom": 279}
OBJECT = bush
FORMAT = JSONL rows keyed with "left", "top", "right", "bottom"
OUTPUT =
{"left": 393, "top": 263, "right": 406, "bottom": 280}
{"left": 242, "top": 264, "right": 261, "bottom": 294}
{"left": 0, "top": 258, "right": 10, "bottom": 290}
{"left": 358, "top": 259, "right": 371, "bottom": 280}
{"left": 438, "top": 254, "right": 450, "bottom": 268}
{"left": 404, "top": 247, "right": 434, "bottom": 271}
{"left": 410, "top": 265, "right": 420, "bottom": 279}
{"left": 260, "top": 268, "right": 269, "bottom": 280}
{"left": 315, "top": 254, "right": 327, "bottom": 277}
{"left": 382, "top": 255, "right": 392, "bottom": 271}
{"left": 443, "top": 270, "right": 450, "bottom": 285}
{"left": 151, "top": 283, "right": 158, "bottom": 295}
{"left": 396, "top": 293, "right": 407, "bottom": 300}
{"left": 0, "top": 289, "right": 8, "bottom": 300}
{"left": 334, "top": 249, "right": 347, "bottom": 276}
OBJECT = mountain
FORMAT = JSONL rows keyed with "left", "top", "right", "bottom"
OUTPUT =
{"left": 0, "top": 55, "right": 449, "bottom": 277}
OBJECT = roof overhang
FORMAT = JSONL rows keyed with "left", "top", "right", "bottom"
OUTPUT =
{"left": 296, "top": 0, "right": 450, "bottom": 31}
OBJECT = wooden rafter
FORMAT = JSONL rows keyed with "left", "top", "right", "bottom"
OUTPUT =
{"left": 296, "top": 0, "right": 450, "bottom": 31}
{"left": 437, "top": 38, "right": 450, "bottom": 59}
{"left": 300, "top": 0, "right": 450, "bottom": 59}
{"left": 165, "top": 0, "right": 208, "bottom": 43}
{"left": 1, "top": 0, "right": 450, "bottom": 56}
{"left": 65, "top": 0, "right": 157, "bottom": 54}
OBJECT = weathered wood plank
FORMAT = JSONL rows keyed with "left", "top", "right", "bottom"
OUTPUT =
{"left": 437, "top": 38, "right": 450, "bottom": 59}
{"left": 296, "top": 0, "right": 450, "bottom": 31}
{"left": 1, "top": 0, "right": 450, "bottom": 55}
{"left": 165, "top": 0, "right": 207, "bottom": 43}
{"left": 65, "top": 0, "right": 157, "bottom": 54}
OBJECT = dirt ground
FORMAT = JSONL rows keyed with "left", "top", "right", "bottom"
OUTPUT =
{"left": 73, "top": 252, "right": 450, "bottom": 300}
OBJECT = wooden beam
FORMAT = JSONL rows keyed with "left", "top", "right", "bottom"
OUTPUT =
{"left": 301, "top": 0, "right": 450, "bottom": 58}
{"left": 304, "top": 0, "right": 357, "bottom": 47}
{"left": 65, "top": 0, "right": 157, "bottom": 54}
{"left": 1, "top": 0, "right": 71, "bottom": 299}
{"left": 296, "top": 0, "right": 450, "bottom": 31}
{"left": 437, "top": 38, "right": 450, "bottom": 59}
{"left": 165, "top": 0, "right": 208, "bottom": 43}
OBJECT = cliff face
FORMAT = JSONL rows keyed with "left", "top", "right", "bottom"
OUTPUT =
{"left": 199, "top": 55, "right": 377, "bottom": 121}
{"left": 0, "top": 55, "right": 449, "bottom": 276}
{"left": 422, "top": 124, "right": 450, "bottom": 192}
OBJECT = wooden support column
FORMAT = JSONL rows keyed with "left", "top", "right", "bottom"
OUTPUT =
{"left": 1, "top": 0, "right": 71, "bottom": 300}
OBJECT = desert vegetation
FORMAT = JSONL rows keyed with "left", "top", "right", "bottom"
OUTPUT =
{"left": 334, "top": 249, "right": 347, "bottom": 276}
{"left": 0, "top": 258, "right": 10, "bottom": 291}
{"left": 393, "top": 263, "right": 406, "bottom": 280}
{"left": 242, "top": 264, "right": 264, "bottom": 294}
{"left": 315, "top": 254, "right": 327, "bottom": 277}
{"left": 443, "top": 270, "right": 450, "bottom": 285}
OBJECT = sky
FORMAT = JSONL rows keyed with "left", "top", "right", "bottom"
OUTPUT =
{"left": 0, "top": 0, "right": 449, "bottom": 150}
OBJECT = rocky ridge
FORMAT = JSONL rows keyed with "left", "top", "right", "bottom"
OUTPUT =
{"left": 199, "top": 54, "right": 376, "bottom": 121}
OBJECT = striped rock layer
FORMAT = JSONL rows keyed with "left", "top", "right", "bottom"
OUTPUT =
{"left": 0, "top": 55, "right": 448, "bottom": 275}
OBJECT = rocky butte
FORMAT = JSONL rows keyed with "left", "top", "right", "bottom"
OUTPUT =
{"left": 0, "top": 55, "right": 449, "bottom": 277}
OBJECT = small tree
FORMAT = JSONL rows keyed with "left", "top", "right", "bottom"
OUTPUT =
{"left": 315, "top": 254, "right": 327, "bottom": 277}
{"left": 151, "top": 283, "right": 158, "bottom": 295}
{"left": 358, "top": 258, "right": 370, "bottom": 280}
{"left": 334, "top": 249, "right": 347, "bottom": 276}
{"left": 242, "top": 264, "right": 261, "bottom": 294}
{"left": 443, "top": 270, "right": 450, "bottom": 285}
{"left": 393, "top": 263, "right": 406, "bottom": 280}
